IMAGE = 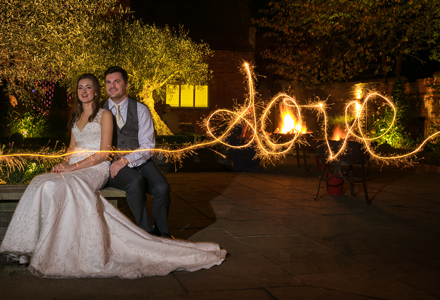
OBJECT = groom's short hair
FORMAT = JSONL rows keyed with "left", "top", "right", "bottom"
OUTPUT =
{"left": 105, "top": 66, "right": 128, "bottom": 83}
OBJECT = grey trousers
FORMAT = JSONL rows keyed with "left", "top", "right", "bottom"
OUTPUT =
{"left": 107, "top": 160, "right": 171, "bottom": 234}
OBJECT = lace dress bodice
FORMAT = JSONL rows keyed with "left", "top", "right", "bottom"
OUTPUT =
{"left": 69, "top": 109, "right": 106, "bottom": 165}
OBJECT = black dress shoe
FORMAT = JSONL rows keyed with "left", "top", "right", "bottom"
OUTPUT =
{"left": 148, "top": 227, "right": 161, "bottom": 237}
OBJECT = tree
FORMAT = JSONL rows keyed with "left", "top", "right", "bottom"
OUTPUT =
{"left": 65, "top": 18, "right": 213, "bottom": 135}
{"left": 254, "top": 0, "right": 440, "bottom": 84}
{"left": 125, "top": 22, "right": 212, "bottom": 135}
{"left": 0, "top": 0, "right": 117, "bottom": 105}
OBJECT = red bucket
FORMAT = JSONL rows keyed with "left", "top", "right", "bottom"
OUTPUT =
{"left": 326, "top": 172, "right": 344, "bottom": 195}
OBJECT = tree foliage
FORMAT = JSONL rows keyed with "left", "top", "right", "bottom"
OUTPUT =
{"left": 1, "top": 0, "right": 213, "bottom": 135}
{"left": 0, "top": 0, "right": 117, "bottom": 104}
{"left": 255, "top": 0, "right": 440, "bottom": 84}
{"left": 65, "top": 18, "right": 213, "bottom": 135}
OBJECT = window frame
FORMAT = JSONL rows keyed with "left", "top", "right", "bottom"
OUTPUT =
{"left": 166, "top": 84, "right": 209, "bottom": 109}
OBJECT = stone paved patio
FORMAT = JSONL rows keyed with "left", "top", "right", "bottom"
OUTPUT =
{"left": 1, "top": 156, "right": 439, "bottom": 299}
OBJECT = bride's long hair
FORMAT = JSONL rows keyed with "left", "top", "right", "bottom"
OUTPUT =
{"left": 68, "top": 73, "right": 101, "bottom": 129}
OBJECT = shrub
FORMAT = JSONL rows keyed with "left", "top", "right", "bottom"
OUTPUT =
{"left": 0, "top": 146, "right": 63, "bottom": 184}
{"left": 8, "top": 111, "right": 49, "bottom": 138}
{"left": 368, "top": 76, "right": 413, "bottom": 149}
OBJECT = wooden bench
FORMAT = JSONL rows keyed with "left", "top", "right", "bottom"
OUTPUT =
{"left": 0, "top": 185, "right": 125, "bottom": 207}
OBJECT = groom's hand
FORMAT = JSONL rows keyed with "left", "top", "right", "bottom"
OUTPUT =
{"left": 110, "top": 158, "right": 128, "bottom": 178}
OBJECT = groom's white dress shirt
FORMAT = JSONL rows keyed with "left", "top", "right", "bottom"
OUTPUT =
{"left": 106, "top": 97, "right": 155, "bottom": 168}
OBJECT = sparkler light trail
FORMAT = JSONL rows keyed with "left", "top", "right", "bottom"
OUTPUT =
{"left": 2, "top": 61, "right": 440, "bottom": 178}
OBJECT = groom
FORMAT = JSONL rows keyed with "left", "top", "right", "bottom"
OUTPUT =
{"left": 103, "top": 66, "right": 172, "bottom": 238}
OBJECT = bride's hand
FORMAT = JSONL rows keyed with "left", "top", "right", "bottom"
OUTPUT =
{"left": 110, "top": 158, "right": 128, "bottom": 178}
{"left": 51, "top": 162, "right": 75, "bottom": 173}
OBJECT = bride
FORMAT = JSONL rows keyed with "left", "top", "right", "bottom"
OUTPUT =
{"left": 0, "top": 74, "right": 226, "bottom": 279}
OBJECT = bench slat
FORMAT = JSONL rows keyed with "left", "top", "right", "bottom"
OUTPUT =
{"left": 0, "top": 185, "right": 125, "bottom": 201}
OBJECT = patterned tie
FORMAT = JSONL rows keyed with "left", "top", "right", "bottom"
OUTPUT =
{"left": 115, "top": 104, "right": 124, "bottom": 129}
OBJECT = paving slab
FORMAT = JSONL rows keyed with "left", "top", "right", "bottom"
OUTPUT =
{"left": 297, "top": 270, "right": 438, "bottom": 300}
{"left": 1, "top": 156, "right": 440, "bottom": 299}
{"left": 266, "top": 286, "right": 380, "bottom": 300}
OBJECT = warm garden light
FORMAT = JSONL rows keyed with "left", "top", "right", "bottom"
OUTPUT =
{"left": 355, "top": 86, "right": 363, "bottom": 100}
{"left": 355, "top": 102, "right": 361, "bottom": 117}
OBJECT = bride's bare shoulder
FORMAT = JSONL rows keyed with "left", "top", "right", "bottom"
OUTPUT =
{"left": 101, "top": 109, "right": 112, "bottom": 119}
{"left": 100, "top": 110, "right": 113, "bottom": 128}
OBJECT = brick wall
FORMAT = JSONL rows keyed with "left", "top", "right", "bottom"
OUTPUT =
{"left": 168, "top": 49, "right": 255, "bottom": 134}
{"left": 286, "top": 77, "right": 440, "bottom": 138}
{"left": 358, "top": 78, "right": 440, "bottom": 137}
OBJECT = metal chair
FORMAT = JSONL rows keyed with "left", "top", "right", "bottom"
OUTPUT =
{"left": 313, "top": 140, "right": 371, "bottom": 204}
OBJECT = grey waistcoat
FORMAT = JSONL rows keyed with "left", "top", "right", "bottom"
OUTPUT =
{"left": 103, "top": 98, "right": 139, "bottom": 151}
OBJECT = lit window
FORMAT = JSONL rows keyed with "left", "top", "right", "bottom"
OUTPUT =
{"left": 166, "top": 84, "right": 208, "bottom": 108}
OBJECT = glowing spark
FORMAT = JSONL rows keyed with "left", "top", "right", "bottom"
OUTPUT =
{"left": 2, "top": 62, "right": 440, "bottom": 177}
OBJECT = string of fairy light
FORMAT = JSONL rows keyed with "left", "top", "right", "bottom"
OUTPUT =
{"left": 2, "top": 62, "right": 440, "bottom": 175}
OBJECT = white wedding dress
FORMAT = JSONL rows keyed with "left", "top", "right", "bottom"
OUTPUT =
{"left": 0, "top": 109, "right": 226, "bottom": 279}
